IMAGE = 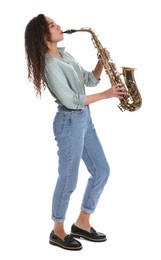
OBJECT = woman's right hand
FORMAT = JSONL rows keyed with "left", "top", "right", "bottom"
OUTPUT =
{"left": 102, "top": 83, "right": 125, "bottom": 99}
{"left": 85, "top": 83, "right": 125, "bottom": 106}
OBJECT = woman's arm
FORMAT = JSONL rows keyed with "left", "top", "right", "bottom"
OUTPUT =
{"left": 87, "top": 49, "right": 125, "bottom": 106}
{"left": 92, "top": 59, "right": 104, "bottom": 80}
{"left": 85, "top": 84, "right": 124, "bottom": 105}
{"left": 92, "top": 48, "right": 109, "bottom": 80}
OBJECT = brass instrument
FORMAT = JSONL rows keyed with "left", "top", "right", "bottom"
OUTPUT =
{"left": 63, "top": 28, "right": 142, "bottom": 112}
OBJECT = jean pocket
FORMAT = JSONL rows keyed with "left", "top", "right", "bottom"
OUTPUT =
{"left": 53, "top": 111, "right": 72, "bottom": 139}
{"left": 53, "top": 112, "right": 66, "bottom": 137}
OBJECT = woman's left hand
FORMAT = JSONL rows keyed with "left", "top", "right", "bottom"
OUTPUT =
{"left": 98, "top": 48, "right": 110, "bottom": 60}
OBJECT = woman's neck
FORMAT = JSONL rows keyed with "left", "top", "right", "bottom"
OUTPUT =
{"left": 47, "top": 42, "right": 61, "bottom": 57}
{"left": 48, "top": 49, "right": 61, "bottom": 57}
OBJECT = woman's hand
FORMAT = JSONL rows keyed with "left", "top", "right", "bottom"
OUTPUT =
{"left": 102, "top": 84, "right": 125, "bottom": 99}
{"left": 85, "top": 84, "right": 125, "bottom": 106}
{"left": 98, "top": 48, "right": 110, "bottom": 60}
{"left": 104, "top": 48, "right": 110, "bottom": 59}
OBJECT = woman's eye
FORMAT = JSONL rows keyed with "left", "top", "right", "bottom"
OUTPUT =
{"left": 49, "top": 23, "right": 55, "bottom": 28}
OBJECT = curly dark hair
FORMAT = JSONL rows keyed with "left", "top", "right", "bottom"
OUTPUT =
{"left": 24, "top": 14, "right": 51, "bottom": 96}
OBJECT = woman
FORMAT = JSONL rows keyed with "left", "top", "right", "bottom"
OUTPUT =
{"left": 25, "top": 14, "right": 124, "bottom": 251}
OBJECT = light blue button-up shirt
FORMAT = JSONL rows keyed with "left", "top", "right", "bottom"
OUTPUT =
{"left": 44, "top": 47, "right": 100, "bottom": 109}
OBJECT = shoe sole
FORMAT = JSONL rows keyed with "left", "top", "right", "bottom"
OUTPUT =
{"left": 71, "top": 232, "right": 107, "bottom": 242}
{"left": 49, "top": 239, "right": 82, "bottom": 250}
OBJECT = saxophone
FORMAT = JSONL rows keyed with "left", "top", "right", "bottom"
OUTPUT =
{"left": 63, "top": 28, "right": 142, "bottom": 112}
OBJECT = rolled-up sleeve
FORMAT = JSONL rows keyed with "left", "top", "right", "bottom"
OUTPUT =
{"left": 82, "top": 67, "right": 100, "bottom": 87}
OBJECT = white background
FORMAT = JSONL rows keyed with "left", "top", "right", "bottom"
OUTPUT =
{"left": 0, "top": 0, "right": 161, "bottom": 259}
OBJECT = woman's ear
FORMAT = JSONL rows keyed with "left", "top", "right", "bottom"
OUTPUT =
{"left": 44, "top": 36, "right": 50, "bottom": 48}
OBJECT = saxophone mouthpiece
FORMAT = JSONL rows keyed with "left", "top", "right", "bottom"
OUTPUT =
{"left": 62, "top": 29, "right": 77, "bottom": 34}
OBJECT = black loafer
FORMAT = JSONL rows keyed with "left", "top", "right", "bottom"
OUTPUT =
{"left": 49, "top": 231, "right": 82, "bottom": 250}
{"left": 70, "top": 224, "right": 107, "bottom": 242}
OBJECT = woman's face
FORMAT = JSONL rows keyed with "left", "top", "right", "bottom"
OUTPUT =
{"left": 45, "top": 16, "right": 64, "bottom": 43}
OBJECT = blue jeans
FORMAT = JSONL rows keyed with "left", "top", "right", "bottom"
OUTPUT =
{"left": 52, "top": 105, "right": 110, "bottom": 222}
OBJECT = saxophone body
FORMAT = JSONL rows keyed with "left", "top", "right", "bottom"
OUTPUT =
{"left": 63, "top": 28, "right": 142, "bottom": 112}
